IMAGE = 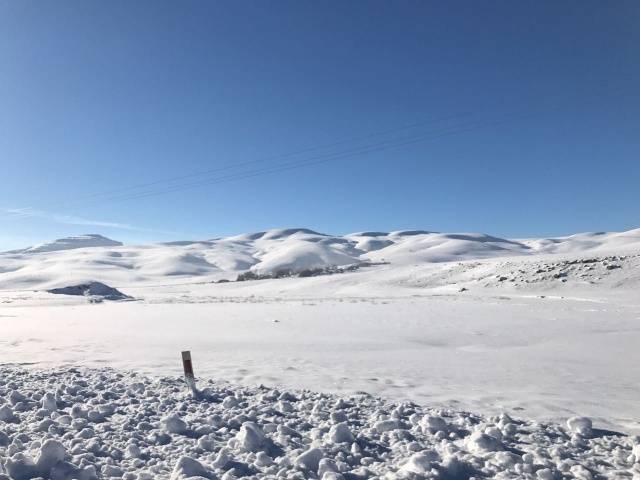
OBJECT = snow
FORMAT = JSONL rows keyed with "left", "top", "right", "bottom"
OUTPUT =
{"left": 0, "top": 242, "right": 639, "bottom": 430}
{"left": 163, "top": 414, "right": 189, "bottom": 435}
{"left": 1, "top": 366, "right": 639, "bottom": 480}
{"left": 250, "top": 239, "right": 359, "bottom": 276}
{"left": 2, "top": 227, "right": 640, "bottom": 290}
{"left": 295, "top": 447, "right": 324, "bottom": 472}
{"left": 519, "top": 229, "right": 640, "bottom": 254}
{"left": 327, "top": 423, "right": 354, "bottom": 444}
{"left": 170, "top": 456, "right": 213, "bottom": 480}
{"left": 6, "top": 234, "right": 122, "bottom": 255}
{"left": 568, "top": 417, "right": 594, "bottom": 437}
{"left": 0, "top": 226, "right": 639, "bottom": 476}
{"left": 236, "top": 422, "right": 267, "bottom": 453}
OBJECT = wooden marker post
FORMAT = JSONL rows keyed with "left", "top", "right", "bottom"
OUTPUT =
{"left": 181, "top": 350, "right": 198, "bottom": 398}
{"left": 182, "top": 351, "right": 195, "bottom": 378}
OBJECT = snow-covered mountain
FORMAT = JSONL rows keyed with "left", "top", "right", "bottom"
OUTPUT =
{"left": 6, "top": 234, "right": 123, "bottom": 254}
{"left": 1, "top": 227, "right": 639, "bottom": 290}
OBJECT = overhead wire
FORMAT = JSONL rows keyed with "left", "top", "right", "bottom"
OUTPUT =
{"left": 3, "top": 81, "right": 636, "bottom": 214}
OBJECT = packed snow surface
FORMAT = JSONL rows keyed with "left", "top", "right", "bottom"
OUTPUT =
{"left": 1, "top": 366, "right": 639, "bottom": 480}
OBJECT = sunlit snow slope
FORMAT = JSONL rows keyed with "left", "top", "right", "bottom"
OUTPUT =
{"left": 1, "top": 228, "right": 639, "bottom": 290}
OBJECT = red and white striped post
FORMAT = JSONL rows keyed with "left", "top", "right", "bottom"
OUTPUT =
{"left": 181, "top": 350, "right": 194, "bottom": 379}
{"left": 181, "top": 350, "right": 198, "bottom": 397}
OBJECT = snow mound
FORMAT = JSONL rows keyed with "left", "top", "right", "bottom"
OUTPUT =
{"left": 0, "top": 366, "right": 634, "bottom": 480}
{"left": 47, "top": 282, "right": 132, "bottom": 301}
{"left": 227, "top": 228, "right": 325, "bottom": 242}
{"left": 251, "top": 240, "right": 360, "bottom": 276}
{"left": 389, "top": 229, "right": 434, "bottom": 236}
{"left": 523, "top": 229, "right": 640, "bottom": 254}
{"left": 362, "top": 232, "right": 530, "bottom": 264}
{"left": 350, "top": 237, "right": 394, "bottom": 253}
{"left": 8, "top": 234, "right": 122, "bottom": 254}
{"left": 260, "top": 228, "right": 326, "bottom": 240}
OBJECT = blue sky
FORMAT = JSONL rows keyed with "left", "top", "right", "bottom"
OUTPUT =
{"left": 1, "top": 1, "right": 638, "bottom": 249}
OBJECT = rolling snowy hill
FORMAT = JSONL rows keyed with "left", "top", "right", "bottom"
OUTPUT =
{"left": 5, "top": 234, "right": 123, "bottom": 254}
{"left": 1, "top": 227, "right": 639, "bottom": 291}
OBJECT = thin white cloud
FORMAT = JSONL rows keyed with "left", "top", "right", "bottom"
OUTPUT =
{"left": 1, "top": 207, "right": 134, "bottom": 229}
{"left": 50, "top": 213, "right": 135, "bottom": 230}
{"left": 0, "top": 207, "right": 186, "bottom": 236}
{"left": 1, "top": 207, "right": 37, "bottom": 219}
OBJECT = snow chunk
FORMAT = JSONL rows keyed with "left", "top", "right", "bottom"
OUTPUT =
{"left": 536, "top": 468, "right": 554, "bottom": 480}
{"left": 399, "top": 451, "right": 440, "bottom": 474}
{"left": 318, "top": 458, "right": 339, "bottom": 478}
{"left": 254, "top": 451, "right": 273, "bottom": 467}
{"left": 570, "top": 464, "right": 593, "bottom": 480}
{"left": 162, "top": 413, "right": 188, "bottom": 434}
{"left": 212, "top": 448, "right": 233, "bottom": 469}
{"left": 421, "top": 414, "right": 448, "bottom": 433}
{"left": 567, "top": 416, "right": 593, "bottom": 437}
{"left": 296, "top": 447, "right": 324, "bottom": 472}
{"left": 326, "top": 423, "right": 354, "bottom": 444}
{"left": 170, "top": 456, "right": 214, "bottom": 479}
{"left": 631, "top": 443, "right": 640, "bottom": 463}
{"left": 5, "top": 453, "right": 38, "bottom": 480}
{"left": 489, "top": 451, "right": 521, "bottom": 468}
{"left": 374, "top": 419, "right": 405, "bottom": 433}
{"left": 222, "top": 396, "right": 240, "bottom": 408}
{"left": 9, "top": 390, "right": 27, "bottom": 405}
{"left": 41, "top": 392, "right": 57, "bottom": 412}
{"left": 236, "top": 422, "right": 266, "bottom": 452}
{"left": 0, "top": 404, "right": 16, "bottom": 422}
{"left": 321, "top": 473, "right": 345, "bottom": 480}
{"left": 36, "top": 439, "right": 66, "bottom": 472}
{"left": 465, "top": 431, "right": 502, "bottom": 453}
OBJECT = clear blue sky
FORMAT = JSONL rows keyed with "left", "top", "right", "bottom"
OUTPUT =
{"left": 1, "top": 1, "right": 638, "bottom": 249}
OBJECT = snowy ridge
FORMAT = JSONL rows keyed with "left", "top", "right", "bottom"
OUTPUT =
{"left": 1, "top": 228, "right": 639, "bottom": 290}
{"left": 6, "top": 234, "right": 123, "bottom": 255}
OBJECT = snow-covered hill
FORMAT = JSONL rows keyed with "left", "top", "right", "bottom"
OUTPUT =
{"left": 1, "top": 227, "right": 639, "bottom": 291}
{"left": 5, "top": 234, "right": 122, "bottom": 254}
{"left": 0, "top": 228, "right": 631, "bottom": 290}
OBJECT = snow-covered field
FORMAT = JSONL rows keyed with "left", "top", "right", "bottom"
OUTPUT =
{"left": 1, "top": 228, "right": 640, "bottom": 478}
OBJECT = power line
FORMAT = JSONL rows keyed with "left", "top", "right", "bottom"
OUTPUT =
{"left": 67, "top": 82, "right": 635, "bottom": 205}
{"left": 41, "top": 112, "right": 476, "bottom": 209}
{"left": 4, "top": 82, "right": 636, "bottom": 215}
{"left": 93, "top": 115, "right": 524, "bottom": 203}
